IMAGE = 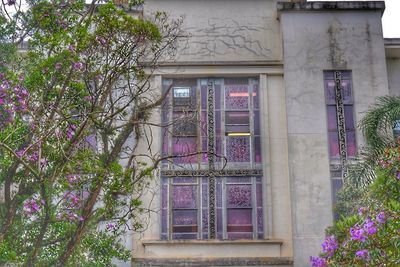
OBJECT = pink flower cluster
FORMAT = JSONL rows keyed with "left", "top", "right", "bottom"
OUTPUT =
{"left": 23, "top": 199, "right": 43, "bottom": 215}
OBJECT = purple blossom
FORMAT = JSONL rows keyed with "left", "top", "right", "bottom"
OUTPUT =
{"left": 64, "top": 191, "right": 80, "bottom": 209}
{"left": 96, "top": 36, "right": 108, "bottom": 46}
{"left": 321, "top": 235, "right": 338, "bottom": 257}
{"left": 376, "top": 211, "right": 386, "bottom": 224}
{"left": 55, "top": 63, "right": 62, "bottom": 70}
{"left": 16, "top": 149, "right": 25, "bottom": 158}
{"left": 106, "top": 222, "right": 116, "bottom": 231}
{"left": 350, "top": 226, "right": 367, "bottom": 242}
{"left": 363, "top": 218, "right": 377, "bottom": 235}
{"left": 309, "top": 256, "right": 327, "bottom": 267}
{"left": 68, "top": 44, "right": 75, "bottom": 52}
{"left": 355, "top": 249, "right": 370, "bottom": 260}
{"left": 66, "top": 124, "right": 76, "bottom": 140}
{"left": 42, "top": 68, "right": 49, "bottom": 74}
{"left": 23, "top": 199, "right": 41, "bottom": 215}
{"left": 66, "top": 174, "right": 80, "bottom": 184}
{"left": 83, "top": 95, "right": 92, "bottom": 102}
{"left": 72, "top": 62, "right": 83, "bottom": 70}
{"left": 7, "top": 0, "right": 16, "bottom": 5}
{"left": 26, "top": 151, "right": 39, "bottom": 162}
{"left": 396, "top": 172, "right": 400, "bottom": 180}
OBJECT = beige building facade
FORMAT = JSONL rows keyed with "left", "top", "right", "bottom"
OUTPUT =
{"left": 127, "top": 1, "right": 400, "bottom": 266}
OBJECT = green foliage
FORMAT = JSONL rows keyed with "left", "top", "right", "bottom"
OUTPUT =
{"left": 312, "top": 145, "right": 400, "bottom": 266}
{"left": 0, "top": 0, "right": 182, "bottom": 266}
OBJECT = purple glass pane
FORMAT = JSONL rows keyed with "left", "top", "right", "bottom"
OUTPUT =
{"left": 172, "top": 233, "right": 198, "bottom": 240}
{"left": 172, "top": 209, "right": 197, "bottom": 225}
{"left": 161, "top": 185, "right": 168, "bottom": 209}
{"left": 202, "top": 208, "right": 208, "bottom": 235}
{"left": 328, "top": 132, "right": 340, "bottom": 158}
{"left": 215, "top": 136, "right": 222, "bottom": 162}
{"left": 227, "top": 233, "right": 253, "bottom": 239}
{"left": 342, "top": 80, "right": 352, "bottom": 104}
{"left": 254, "top": 136, "right": 262, "bottom": 163}
{"left": 257, "top": 207, "right": 263, "bottom": 233}
{"left": 225, "top": 85, "right": 249, "bottom": 110}
{"left": 161, "top": 208, "right": 167, "bottom": 234}
{"left": 258, "top": 233, "right": 264, "bottom": 239}
{"left": 327, "top": 106, "right": 338, "bottom": 130}
{"left": 215, "top": 111, "right": 221, "bottom": 134}
{"left": 346, "top": 131, "right": 357, "bottom": 157}
{"left": 226, "top": 125, "right": 250, "bottom": 133}
{"left": 256, "top": 177, "right": 261, "bottom": 183}
{"left": 254, "top": 110, "right": 260, "bottom": 135}
{"left": 226, "top": 136, "right": 250, "bottom": 162}
{"left": 200, "top": 111, "right": 207, "bottom": 137}
{"left": 325, "top": 80, "right": 336, "bottom": 105}
{"left": 172, "top": 186, "right": 197, "bottom": 209}
{"left": 172, "top": 177, "right": 197, "bottom": 184}
{"left": 225, "top": 111, "right": 250, "bottom": 125}
{"left": 224, "top": 78, "right": 248, "bottom": 85}
{"left": 202, "top": 138, "right": 208, "bottom": 162}
{"left": 201, "top": 85, "right": 207, "bottom": 110}
{"left": 162, "top": 130, "right": 169, "bottom": 159}
{"left": 253, "top": 84, "right": 259, "bottom": 109}
{"left": 227, "top": 185, "right": 252, "bottom": 208}
{"left": 162, "top": 177, "right": 168, "bottom": 185}
{"left": 344, "top": 106, "right": 355, "bottom": 130}
{"left": 202, "top": 184, "right": 208, "bottom": 207}
{"left": 172, "top": 112, "right": 197, "bottom": 136}
{"left": 227, "top": 209, "right": 252, "bottom": 226}
{"left": 215, "top": 84, "right": 221, "bottom": 110}
{"left": 216, "top": 180, "right": 222, "bottom": 207}
{"left": 226, "top": 177, "right": 252, "bottom": 184}
{"left": 217, "top": 208, "right": 223, "bottom": 236}
{"left": 172, "top": 137, "right": 197, "bottom": 164}
{"left": 256, "top": 183, "right": 262, "bottom": 207}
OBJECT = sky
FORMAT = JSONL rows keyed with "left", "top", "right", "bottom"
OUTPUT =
{"left": 308, "top": 0, "right": 400, "bottom": 38}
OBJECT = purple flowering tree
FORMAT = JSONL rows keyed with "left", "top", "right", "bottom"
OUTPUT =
{"left": 0, "top": 0, "right": 182, "bottom": 265}
{"left": 310, "top": 143, "right": 400, "bottom": 266}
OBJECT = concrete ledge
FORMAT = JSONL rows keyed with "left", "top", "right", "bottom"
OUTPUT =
{"left": 140, "top": 239, "right": 284, "bottom": 258}
{"left": 132, "top": 257, "right": 293, "bottom": 267}
{"left": 277, "top": 1, "right": 385, "bottom": 14}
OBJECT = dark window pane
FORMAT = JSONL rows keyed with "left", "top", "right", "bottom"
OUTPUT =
{"left": 253, "top": 83, "right": 259, "bottom": 109}
{"left": 225, "top": 85, "right": 249, "bottom": 110}
{"left": 328, "top": 132, "right": 340, "bottom": 158}
{"left": 226, "top": 136, "right": 251, "bottom": 162}
{"left": 225, "top": 125, "right": 250, "bottom": 133}
{"left": 172, "top": 233, "right": 198, "bottom": 239}
{"left": 346, "top": 131, "right": 357, "bottom": 157}
{"left": 327, "top": 106, "right": 338, "bottom": 130}
{"left": 254, "top": 136, "right": 262, "bottom": 163}
{"left": 227, "top": 185, "right": 252, "bottom": 208}
{"left": 254, "top": 110, "right": 260, "bottom": 135}
{"left": 201, "top": 84, "right": 207, "bottom": 110}
{"left": 344, "top": 106, "right": 355, "bottom": 130}
{"left": 173, "top": 112, "right": 197, "bottom": 136}
{"left": 225, "top": 111, "right": 249, "bottom": 125}
{"left": 215, "top": 84, "right": 221, "bottom": 110}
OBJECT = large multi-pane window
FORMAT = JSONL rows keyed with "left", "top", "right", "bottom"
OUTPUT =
{"left": 160, "top": 77, "right": 263, "bottom": 240}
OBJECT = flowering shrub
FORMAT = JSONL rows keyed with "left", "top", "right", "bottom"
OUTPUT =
{"left": 310, "top": 144, "right": 400, "bottom": 266}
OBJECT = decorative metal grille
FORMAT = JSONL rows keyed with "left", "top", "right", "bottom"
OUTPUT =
{"left": 207, "top": 80, "right": 216, "bottom": 238}
{"left": 334, "top": 71, "right": 347, "bottom": 178}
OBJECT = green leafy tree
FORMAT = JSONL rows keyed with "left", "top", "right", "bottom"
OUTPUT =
{"left": 0, "top": 0, "right": 182, "bottom": 265}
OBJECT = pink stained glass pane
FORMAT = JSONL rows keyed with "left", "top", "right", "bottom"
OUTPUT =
{"left": 328, "top": 132, "right": 340, "bottom": 158}
{"left": 226, "top": 136, "right": 251, "bottom": 162}
{"left": 227, "top": 185, "right": 252, "bottom": 208}
{"left": 346, "top": 131, "right": 357, "bottom": 157}
{"left": 172, "top": 209, "right": 197, "bottom": 226}
{"left": 325, "top": 80, "right": 336, "bottom": 105}
{"left": 327, "top": 106, "right": 338, "bottom": 130}
{"left": 202, "top": 137, "right": 208, "bottom": 163}
{"left": 215, "top": 111, "right": 221, "bottom": 134}
{"left": 172, "top": 185, "right": 197, "bottom": 209}
{"left": 172, "top": 137, "right": 197, "bottom": 164}
{"left": 344, "top": 106, "right": 355, "bottom": 130}
{"left": 227, "top": 209, "right": 252, "bottom": 231}
{"left": 225, "top": 85, "right": 249, "bottom": 110}
{"left": 256, "top": 183, "right": 262, "bottom": 207}
{"left": 215, "top": 84, "right": 221, "bottom": 110}
{"left": 201, "top": 84, "right": 207, "bottom": 110}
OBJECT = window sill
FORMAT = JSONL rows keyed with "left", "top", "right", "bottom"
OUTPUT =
{"left": 140, "top": 239, "right": 284, "bottom": 259}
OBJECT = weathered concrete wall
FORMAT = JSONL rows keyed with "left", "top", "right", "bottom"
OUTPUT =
{"left": 145, "top": 0, "right": 282, "bottom": 62}
{"left": 280, "top": 8, "right": 389, "bottom": 267}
